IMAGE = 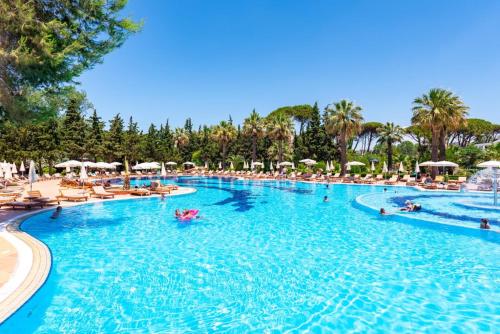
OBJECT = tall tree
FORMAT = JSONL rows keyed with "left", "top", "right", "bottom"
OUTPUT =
{"left": 124, "top": 116, "right": 141, "bottom": 163}
{"left": 104, "top": 114, "right": 125, "bottom": 161}
{"left": 0, "top": 1, "right": 141, "bottom": 120}
{"left": 243, "top": 109, "right": 265, "bottom": 163}
{"left": 142, "top": 124, "right": 159, "bottom": 161}
{"left": 211, "top": 121, "right": 237, "bottom": 170}
{"left": 324, "top": 100, "right": 363, "bottom": 175}
{"left": 266, "top": 113, "right": 294, "bottom": 169}
{"left": 377, "top": 122, "right": 404, "bottom": 170}
{"left": 306, "top": 102, "right": 326, "bottom": 160}
{"left": 60, "top": 96, "right": 88, "bottom": 160}
{"left": 86, "top": 110, "right": 105, "bottom": 161}
{"left": 412, "top": 88, "right": 468, "bottom": 176}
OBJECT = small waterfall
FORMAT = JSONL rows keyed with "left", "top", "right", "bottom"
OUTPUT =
{"left": 464, "top": 168, "right": 499, "bottom": 192}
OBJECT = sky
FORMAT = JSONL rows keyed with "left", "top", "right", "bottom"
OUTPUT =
{"left": 78, "top": 0, "right": 500, "bottom": 129}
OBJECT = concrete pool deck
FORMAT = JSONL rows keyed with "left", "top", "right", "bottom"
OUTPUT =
{"left": 0, "top": 179, "right": 196, "bottom": 323}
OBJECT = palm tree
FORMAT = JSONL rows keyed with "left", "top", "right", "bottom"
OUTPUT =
{"left": 266, "top": 113, "right": 294, "bottom": 169}
{"left": 377, "top": 122, "right": 404, "bottom": 170}
{"left": 211, "top": 121, "right": 237, "bottom": 170}
{"left": 412, "top": 88, "right": 468, "bottom": 176}
{"left": 173, "top": 128, "right": 189, "bottom": 150}
{"left": 324, "top": 100, "right": 363, "bottom": 175}
{"left": 243, "top": 109, "right": 265, "bottom": 163}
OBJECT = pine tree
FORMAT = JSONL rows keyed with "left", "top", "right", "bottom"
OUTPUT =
{"left": 124, "top": 116, "right": 140, "bottom": 162}
{"left": 60, "top": 97, "right": 87, "bottom": 159}
{"left": 305, "top": 102, "right": 327, "bottom": 160}
{"left": 104, "top": 114, "right": 124, "bottom": 161}
{"left": 86, "top": 110, "right": 105, "bottom": 161}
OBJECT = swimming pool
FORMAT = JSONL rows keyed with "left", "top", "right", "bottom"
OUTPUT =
{"left": 2, "top": 177, "right": 499, "bottom": 333}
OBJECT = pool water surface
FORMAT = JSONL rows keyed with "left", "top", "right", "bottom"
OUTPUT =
{"left": 1, "top": 177, "right": 499, "bottom": 333}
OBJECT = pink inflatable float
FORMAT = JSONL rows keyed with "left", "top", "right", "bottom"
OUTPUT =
{"left": 177, "top": 209, "right": 199, "bottom": 221}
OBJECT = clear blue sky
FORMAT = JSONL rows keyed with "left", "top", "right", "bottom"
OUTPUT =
{"left": 78, "top": 0, "right": 500, "bottom": 129}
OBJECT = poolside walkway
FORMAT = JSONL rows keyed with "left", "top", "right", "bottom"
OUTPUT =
{"left": 0, "top": 179, "right": 195, "bottom": 323}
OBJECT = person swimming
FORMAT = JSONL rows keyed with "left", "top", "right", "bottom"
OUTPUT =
{"left": 50, "top": 206, "right": 62, "bottom": 219}
{"left": 480, "top": 218, "right": 491, "bottom": 230}
{"left": 323, "top": 195, "right": 329, "bottom": 202}
{"left": 400, "top": 200, "right": 421, "bottom": 212}
{"left": 380, "top": 208, "right": 387, "bottom": 215}
{"left": 175, "top": 209, "right": 181, "bottom": 218}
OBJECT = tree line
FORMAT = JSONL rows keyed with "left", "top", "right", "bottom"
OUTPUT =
{"left": 0, "top": 88, "right": 498, "bottom": 175}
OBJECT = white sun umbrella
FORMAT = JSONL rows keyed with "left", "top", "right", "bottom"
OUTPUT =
{"left": 3, "top": 163, "right": 12, "bottom": 180}
{"left": 11, "top": 163, "right": 18, "bottom": 174}
{"left": 19, "top": 161, "right": 25, "bottom": 176}
{"left": 230, "top": 161, "right": 234, "bottom": 170}
{"left": 218, "top": 162, "right": 222, "bottom": 169}
{"left": 166, "top": 161, "right": 177, "bottom": 166}
{"left": 161, "top": 162, "right": 167, "bottom": 176}
{"left": 371, "top": 161, "right": 375, "bottom": 172}
{"left": 94, "top": 162, "right": 115, "bottom": 169}
{"left": 477, "top": 160, "right": 500, "bottom": 168}
{"left": 79, "top": 161, "right": 88, "bottom": 192}
{"left": 434, "top": 161, "right": 458, "bottom": 168}
{"left": 55, "top": 160, "right": 81, "bottom": 168}
{"left": 415, "top": 161, "right": 420, "bottom": 173}
{"left": 28, "top": 160, "right": 37, "bottom": 191}
{"left": 292, "top": 162, "right": 295, "bottom": 169}
{"left": 382, "top": 161, "right": 388, "bottom": 173}
{"left": 145, "top": 162, "right": 161, "bottom": 169}
{"left": 183, "top": 161, "right": 195, "bottom": 166}
{"left": 269, "top": 161, "right": 274, "bottom": 171}
{"left": 110, "top": 162, "right": 122, "bottom": 166}
{"left": 418, "top": 161, "right": 437, "bottom": 167}
{"left": 300, "top": 159, "right": 317, "bottom": 166}
{"left": 79, "top": 162, "right": 88, "bottom": 181}
{"left": 253, "top": 161, "right": 263, "bottom": 168}
{"left": 279, "top": 161, "right": 293, "bottom": 167}
{"left": 477, "top": 160, "right": 500, "bottom": 206}
{"left": 398, "top": 161, "right": 405, "bottom": 173}
{"left": 346, "top": 161, "right": 365, "bottom": 167}
{"left": 205, "top": 161, "right": 209, "bottom": 169}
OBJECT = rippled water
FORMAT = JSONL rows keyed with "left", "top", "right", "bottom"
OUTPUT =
{"left": 2, "top": 177, "right": 499, "bottom": 333}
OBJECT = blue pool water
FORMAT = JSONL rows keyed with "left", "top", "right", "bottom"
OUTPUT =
{"left": 2, "top": 177, "right": 499, "bottom": 333}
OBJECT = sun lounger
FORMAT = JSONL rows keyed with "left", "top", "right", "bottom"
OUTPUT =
{"left": 447, "top": 184, "right": 460, "bottom": 191}
{"left": 57, "top": 189, "right": 88, "bottom": 202}
{"left": 384, "top": 176, "right": 398, "bottom": 185}
{"left": 130, "top": 188, "right": 151, "bottom": 196}
{"left": 400, "top": 174, "right": 410, "bottom": 182}
{"left": 406, "top": 177, "right": 417, "bottom": 186}
{"left": 0, "top": 201, "right": 47, "bottom": 209}
{"left": 27, "top": 190, "right": 60, "bottom": 205}
{"left": 0, "top": 195, "right": 19, "bottom": 206}
{"left": 91, "top": 186, "right": 115, "bottom": 199}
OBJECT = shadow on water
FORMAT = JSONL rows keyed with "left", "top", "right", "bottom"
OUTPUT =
{"left": 175, "top": 176, "right": 313, "bottom": 212}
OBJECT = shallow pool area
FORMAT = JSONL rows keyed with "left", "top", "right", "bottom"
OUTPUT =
{"left": 356, "top": 189, "right": 500, "bottom": 232}
{"left": 1, "top": 177, "right": 499, "bottom": 333}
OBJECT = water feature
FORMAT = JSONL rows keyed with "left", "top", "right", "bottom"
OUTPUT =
{"left": 464, "top": 167, "right": 499, "bottom": 206}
